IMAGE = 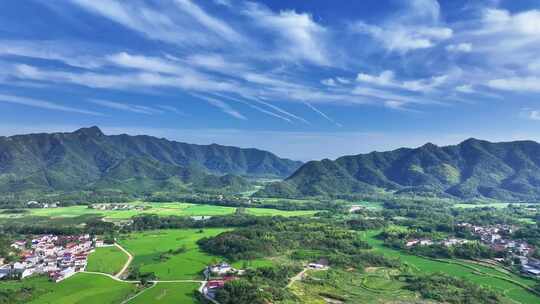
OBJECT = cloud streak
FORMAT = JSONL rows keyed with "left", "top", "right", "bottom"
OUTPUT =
{"left": 0, "top": 94, "right": 102, "bottom": 116}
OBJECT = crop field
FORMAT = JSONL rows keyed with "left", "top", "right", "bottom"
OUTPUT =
{"left": 127, "top": 282, "right": 199, "bottom": 304}
{"left": 289, "top": 268, "right": 421, "bottom": 304}
{"left": 0, "top": 273, "right": 137, "bottom": 304}
{"left": 0, "top": 202, "right": 318, "bottom": 221}
{"left": 118, "top": 228, "right": 231, "bottom": 280}
{"left": 359, "top": 230, "right": 540, "bottom": 304}
{"left": 87, "top": 246, "right": 129, "bottom": 275}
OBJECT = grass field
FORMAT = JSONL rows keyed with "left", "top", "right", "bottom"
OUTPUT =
{"left": 0, "top": 202, "right": 317, "bottom": 220}
{"left": 0, "top": 273, "right": 137, "bottom": 304}
{"left": 359, "top": 230, "right": 540, "bottom": 304}
{"left": 87, "top": 246, "right": 129, "bottom": 275}
{"left": 118, "top": 228, "right": 230, "bottom": 280}
{"left": 127, "top": 282, "right": 199, "bottom": 304}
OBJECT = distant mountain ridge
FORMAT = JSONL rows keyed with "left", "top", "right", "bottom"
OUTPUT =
{"left": 257, "top": 138, "right": 540, "bottom": 201}
{"left": 0, "top": 127, "right": 302, "bottom": 194}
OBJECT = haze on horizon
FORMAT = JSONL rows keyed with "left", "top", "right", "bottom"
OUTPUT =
{"left": 0, "top": 0, "right": 539, "bottom": 160}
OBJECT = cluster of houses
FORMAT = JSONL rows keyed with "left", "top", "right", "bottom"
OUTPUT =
{"left": 0, "top": 234, "right": 103, "bottom": 282}
{"left": 201, "top": 262, "right": 243, "bottom": 302}
{"left": 89, "top": 203, "right": 145, "bottom": 211}
{"left": 26, "top": 201, "right": 59, "bottom": 209}
{"left": 458, "top": 223, "right": 540, "bottom": 277}
{"left": 405, "top": 237, "right": 470, "bottom": 248}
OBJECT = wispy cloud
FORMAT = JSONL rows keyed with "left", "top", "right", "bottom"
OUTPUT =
{"left": 350, "top": 0, "right": 452, "bottom": 53}
{"left": 89, "top": 99, "right": 164, "bottom": 115}
{"left": 0, "top": 94, "right": 102, "bottom": 116}
{"left": 303, "top": 102, "right": 342, "bottom": 127}
{"left": 70, "top": 0, "right": 240, "bottom": 47}
{"left": 191, "top": 94, "right": 246, "bottom": 120}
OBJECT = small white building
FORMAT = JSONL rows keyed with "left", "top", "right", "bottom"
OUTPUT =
{"left": 209, "top": 262, "right": 233, "bottom": 275}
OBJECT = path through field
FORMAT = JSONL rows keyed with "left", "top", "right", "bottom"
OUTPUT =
{"left": 114, "top": 243, "right": 133, "bottom": 279}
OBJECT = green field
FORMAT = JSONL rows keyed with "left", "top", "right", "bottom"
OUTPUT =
{"left": 118, "top": 228, "right": 230, "bottom": 280}
{"left": 87, "top": 246, "right": 129, "bottom": 275}
{"left": 0, "top": 202, "right": 317, "bottom": 220}
{"left": 289, "top": 268, "right": 420, "bottom": 304}
{"left": 127, "top": 282, "right": 199, "bottom": 304}
{"left": 0, "top": 273, "right": 136, "bottom": 304}
{"left": 359, "top": 230, "right": 540, "bottom": 304}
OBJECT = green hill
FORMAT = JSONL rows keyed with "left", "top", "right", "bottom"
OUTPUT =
{"left": 257, "top": 139, "right": 540, "bottom": 201}
{"left": 0, "top": 127, "right": 301, "bottom": 195}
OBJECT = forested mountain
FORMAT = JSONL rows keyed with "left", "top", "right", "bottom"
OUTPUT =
{"left": 0, "top": 127, "right": 302, "bottom": 194}
{"left": 257, "top": 139, "right": 540, "bottom": 201}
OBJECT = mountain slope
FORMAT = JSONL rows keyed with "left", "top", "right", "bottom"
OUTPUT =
{"left": 0, "top": 127, "right": 301, "bottom": 194}
{"left": 257, "top": 139, "right": 540, "bottom": 201}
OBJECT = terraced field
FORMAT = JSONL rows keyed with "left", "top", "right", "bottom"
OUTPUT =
{"left": 289, "top": 268, "right": 421, "bottom": 303}
{"left": 359, "top": 230, "right": 540, "bottom": 304}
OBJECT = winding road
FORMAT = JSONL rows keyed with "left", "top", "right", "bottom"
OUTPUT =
{"left": 114, "top": 243, "right": 133, "bottom": 279}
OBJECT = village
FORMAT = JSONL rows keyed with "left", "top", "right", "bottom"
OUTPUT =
{"left": 89, "top": 203, "right": 147, "bottom": 211}
{"left": 0, "top": 234, "right": 104, "bottom": 283}
{"left": 405, "top": 222, "right": 540, "bottom": 277}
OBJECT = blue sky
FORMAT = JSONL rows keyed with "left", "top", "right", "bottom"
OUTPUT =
{"left": 0, "top": 0, "right": 539, "bottom": 160}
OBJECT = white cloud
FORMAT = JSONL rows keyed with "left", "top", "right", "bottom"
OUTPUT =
{"left": 356, "top": 70, "right": 396, "bottom": 87}
{"left": 89, "top": 99, "right": 164, "bottom": 115}
{"left": 243, "top": 3, "right": 330, "bottom": 65}
{"left": 356, "top": 70, "right": 449, "bottom": 92}
{"left": 172, "top": 0, "right": 243, "bottom": 42}
{"left": 488, "top": 77, "right": 540, "bottom": 92}
{"left": 191, "top": 94, "right": 246, "bottom": 120}
{"left": 0, "top": 94, "right": 102, "bottom": 116}
{"left": 384, "top": 100, "right": 407, "bottom": 110}
{"left": 156, "top": 105, "right": 186, "bottom": 115}
{"left": 528, "top": 110, "right": 540, "bottom": 121}
{"left": 303, "top": 101, "right": 342, "bottom": 127}
{"left": 12, "top": 63, "right": 239, "bottom": 93}
{"left": 455, "top": 84, "right": 475, "bottom": 93}
{"left": 0, "top": 40, "right": 104, "bottom": 69}
{"left": 352, "top": 22, "right": 452, "bottom": 52}
{"left": 321, "top": 78, "right": 337, "bottom": 86}
{"left": 107, "top": 52, "right": 183, "bottom": 74}
{"left": 70, "top": 0, "right": 241, "bottom": 46}
{"left": 446, "top": 43, "right": 472, "bottom": 53}
{"left": 336, "top": 77, "right": 351, "bottom": 84}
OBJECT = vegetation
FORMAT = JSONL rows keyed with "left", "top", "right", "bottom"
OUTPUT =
{"left": 405, "top": 273, "right": 501, "bottom": 304}
{"left": 258, "top": 138, "right": 540, "bottom": 201}
{"left": 119, "top": 229, "right": 231, "bottom": 280}
{"left": 0, "top": 273, "right": 136, "bottom": 304}
{"left": 86, "top": 246, "right": 128, "bottom": 275}
{"left": 0, "top": 126, "right": 302, "bottom": 201}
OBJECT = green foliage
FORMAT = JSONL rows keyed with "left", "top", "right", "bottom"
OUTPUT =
{"left": 260, "top": 138, "right": 540, "bottom": 201}
{"left": 0, "top": 127, "right": 302, "bottom": 201}
{"left": 405, "top": 273, "right": 502, "bottom": 304}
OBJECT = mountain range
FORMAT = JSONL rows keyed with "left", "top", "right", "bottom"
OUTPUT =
{"left": 0, "top": 127, "right": 302, "bottom": 195}
{"left": 257, "top": 138, "right": 540, "bottom": 201}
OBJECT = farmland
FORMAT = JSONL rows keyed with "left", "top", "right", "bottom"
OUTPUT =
{"left": 289, "top": 268, "right": 422, "bottom": 304}
{"left": 127, "top": 282, "right": 199, "bottom": 304}
{"left": 87, "top": 246, "right": 129, "bottom": 275}
{"left": 359, "top": 230, "right": 540, "bottom": 304}
{"left": 0, "top": 273, "right": 137, "bottom": 304}
{"left": 0, "top": 202, "right": 318, "bottom": 221}
{"left": 118, "top": 228, "right": 232, "bottom": 280}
